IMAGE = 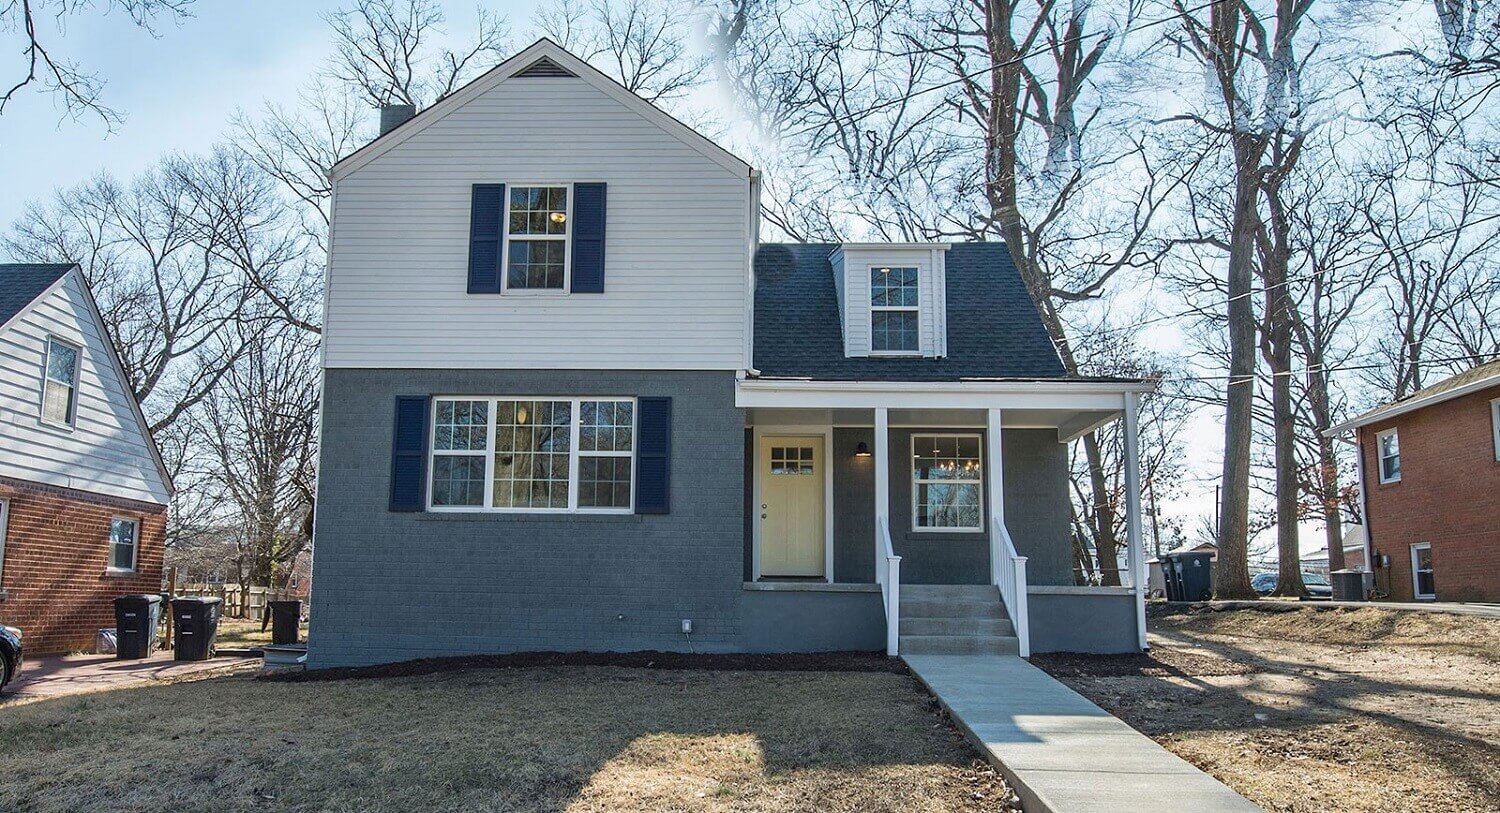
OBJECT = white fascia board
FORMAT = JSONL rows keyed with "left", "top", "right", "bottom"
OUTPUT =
{"left": 831, "top": 242, "right": 952, "bottom": 252}
{"left": 329, "top": 39, "right": 752, "bottom": 181}
{"left": 736, "top": 378, "right": 1152, "bottom": 411}
{"left": 1324, "top": 374, "right": 1500, "bottom": 436}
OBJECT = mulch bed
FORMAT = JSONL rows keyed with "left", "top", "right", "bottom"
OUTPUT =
{"left": 262, "top": 650, "right": 907, "bottom": 682}
{"left": 1030, "top": 647, "right": 1255, "bottom": 679}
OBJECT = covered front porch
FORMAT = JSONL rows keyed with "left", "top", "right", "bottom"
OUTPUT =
{"left": 736, "top": 377, "right": 1154, "bottom": 657}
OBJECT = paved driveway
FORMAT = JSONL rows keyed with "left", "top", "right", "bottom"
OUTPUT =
{"left": 2, "top": 651, "right": 250, "bottom": 703}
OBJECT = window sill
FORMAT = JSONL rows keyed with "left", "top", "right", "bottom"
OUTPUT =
{"left": 103, "top": 568, "right": 137, "bottom": 577}
{"left": 37, "top": 418, "right": 76, "bottom": 433}
{"left": 416, "top": 511, "right": 642, "bottom": 524}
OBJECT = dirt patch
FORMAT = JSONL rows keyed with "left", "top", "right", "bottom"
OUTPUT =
{"left": 0, "top": 665, "right": 1017, "bottom": 812}
{"left": 1038, "top": 606, "right": 1500, "bottom": 813}
{"left": 265, "top": 650, "right": 905, "bottom": 682}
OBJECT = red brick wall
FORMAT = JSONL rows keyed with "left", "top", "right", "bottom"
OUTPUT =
{"left": 1359, "top": 386, "right": 1500, "bottom": 602}
{"left": 0, "top": 476, "right": 166, "bottom": 654}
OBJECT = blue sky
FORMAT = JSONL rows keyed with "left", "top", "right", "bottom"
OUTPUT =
{"left": 0, "top": 1, "right": 541, "bottom": 231}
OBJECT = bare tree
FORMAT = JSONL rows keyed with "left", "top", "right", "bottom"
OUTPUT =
{"left": 1, "top": 0, "right": 195, "bottom": 127}
{"left": 537, "top": 0, "right": 710, "bottom": 104}
{"left": 194, "top": 321, "right": 319, "bottom": 589}
{"left": 326, "top": 0, "right": 509, "bottom": 108}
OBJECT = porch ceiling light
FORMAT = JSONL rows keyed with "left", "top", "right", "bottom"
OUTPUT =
{"left": 855, "top": 441, "right": 871, "bottom": 457}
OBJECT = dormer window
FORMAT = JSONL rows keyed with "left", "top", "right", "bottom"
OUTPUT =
{"left": 871, "top": 266, "right": 919, "bottom": 354}
{"left": 506, "top": 186, "right": 569, "bottom": 290}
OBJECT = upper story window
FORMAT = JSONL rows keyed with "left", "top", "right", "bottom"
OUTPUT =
{"left": 429, "top": 396, "right": 635, "bottom": 512}
{"left": 109, "top": 517, "right": 139, "bottom": 573}
{"left": 1377, "top": 428, "right": 1401, "bottom": 483}
{"left": 871, "top": 266, "right": 919, "bottom": 354}
{"left": 912, "top": 434, "right": 983, "bottom": 531}
{"left": 506, "top": 186, "right": 569, "bottom": 290}
{"left": 42, "top": 336, "right": 80, "bottom": 427}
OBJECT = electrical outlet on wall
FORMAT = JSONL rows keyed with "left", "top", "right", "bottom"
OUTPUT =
{"left": 680, "top": 619, "right": 693, "bottom": 634}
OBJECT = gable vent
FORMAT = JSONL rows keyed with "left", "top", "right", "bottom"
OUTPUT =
{"left": 516, "top": 57, "right": 576, "bottom": 78}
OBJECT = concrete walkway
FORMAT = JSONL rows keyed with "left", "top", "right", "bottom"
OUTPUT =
{"left": 1196, "top": 599, "right": 1500, "bottom": 619}
{"left": 3, "top": 651, "right": 249, "bottom": 704}
{"left": 906, "top": 654, "right": 1261, "bottom": 813}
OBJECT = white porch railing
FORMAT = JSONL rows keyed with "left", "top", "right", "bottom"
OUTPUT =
{"left": 992, "top": 517, "right": 1031, "bottom": 658}
{"left": 877, "top": 515, "right": 901, "bottom": 657}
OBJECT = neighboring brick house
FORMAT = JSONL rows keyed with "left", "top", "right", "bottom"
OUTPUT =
{"left": 0, "top": 264, "right": 173, "bottom": 653}
{"left": 1328, "top": 360, "right": 1500, "bottom": 603}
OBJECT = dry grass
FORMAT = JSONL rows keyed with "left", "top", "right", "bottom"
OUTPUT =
{"left": 0, "top": 665, "right": 1014, "bottom": 813}
{"left": 213, "top": 618, "right": 306, "bottom": 649}
{"left": 1037, "top": 606, "right": 1500, "bottom": 813}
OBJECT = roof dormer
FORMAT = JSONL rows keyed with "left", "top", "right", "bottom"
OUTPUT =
{"left": 829, "top": 243, "right": 950, "bottom": 359}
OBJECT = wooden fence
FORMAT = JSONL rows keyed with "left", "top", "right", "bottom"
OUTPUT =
{"left": 176, "top": 583, "right": 272, "bottom": 619}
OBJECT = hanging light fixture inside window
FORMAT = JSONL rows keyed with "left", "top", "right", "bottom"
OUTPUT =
{"left": 549, "top": 212, "right": 567, "bottom": 224}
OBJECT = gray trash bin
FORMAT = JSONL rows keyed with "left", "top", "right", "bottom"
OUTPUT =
{"left": 1330, "top": 569, "right": 1366, "bottom": 602}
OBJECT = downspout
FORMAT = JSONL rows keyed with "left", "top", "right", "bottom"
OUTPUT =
{"left": 743, "top": 169, "right": 763, "bottom": 377}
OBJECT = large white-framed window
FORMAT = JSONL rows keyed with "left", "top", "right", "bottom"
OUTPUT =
{"left": 108, "top": 517, "right": 139, "bottom": 573}
{"left": 428, "top": 396, "right": 635, "bottom": 513}
{"left": 42, "top": 335, "right": 81, "bottom": 427}
{"left": 1410, "top": 542, "right": 1435, "bottom": 600}
{"left": 870, "top": 266, "right": 920, "bottom": 354}
{"left": 1490, "top": 398, "right": 1500, "bottom": 462}
{"left": 1376, "top": 428, "right": 1401, "bottom": 484}
{"left": 911, "top": 433, "right": 984, "bottom": 532}
{"left": 503, "top": 185, "right": 570, "bottom": 291}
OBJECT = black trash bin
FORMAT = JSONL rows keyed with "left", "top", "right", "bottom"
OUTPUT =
{"left": 113, "top": 594, "right": 163, "bottom": 659}
{"left": 1330, "top": 569, "right": 1366, "bottom": 602}
{"left": 269, "top": 600, "right": 302, "bottom": 645}
{"left": 171, "top": 596, "right": 223, "bottom": 661}
{"left": 1163, "top": 552, "right": 1214, "bottom": 601}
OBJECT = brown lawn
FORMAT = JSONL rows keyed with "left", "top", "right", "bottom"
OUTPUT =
{"left": 1033, "top": 605, "right": 1500, "bottom": 813}
{"left": 0, "top": 662, "right": 1015, "bottom": 812}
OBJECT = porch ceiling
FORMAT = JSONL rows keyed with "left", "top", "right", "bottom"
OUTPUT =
{"left": 744, "top": 407, "right": 1121, "bottom": 440}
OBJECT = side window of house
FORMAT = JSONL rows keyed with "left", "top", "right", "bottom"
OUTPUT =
{"left": 871, "top": 267, "right": 919, "bottom": 354}
{"left": 42, "top": 336, "right": 80, "bottom": 427}
{"left": 109, "top": 517, "right": 138, "bottom": 572}
{"left": 507, "top": 186, "right": 569, "bottom": 290}
{"left": 1377, "top": 428, "right": 1401, "bottom": 483}
{"left": 912, "top": 434, "right": 983, "bottom": 531}
{"left": 0, "top": 498, "right": 9, "bottom": 586}
{"left": 1491, "top": 399, "right": 1500, "bottom": 462}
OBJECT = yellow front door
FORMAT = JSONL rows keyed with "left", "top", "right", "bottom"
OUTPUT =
{"left": 759, "top": 436, "right": 826, "bottom": 578}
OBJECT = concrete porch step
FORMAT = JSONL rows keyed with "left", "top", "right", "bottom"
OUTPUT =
{"left": 899, "top": 598, "right": 1009, "bottom": 620}
{"left": 899, "top": 634, "right": 1021, "bottom": 656}
{"left": 902, "top": 616, "right": 1015, "bottom": 637}
{"left": 899, "top": 584, "right": 1001, "bottom": 601}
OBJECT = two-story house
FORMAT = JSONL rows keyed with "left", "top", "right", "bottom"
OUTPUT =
{"left": 1328, "top": 359, "right": 1500, "bottom": 603}
{"left": 307, "top": 40, "right": 1155, "bottom": 668}
{"left": 0, "top": 264, "right": 172, "bottom": 654}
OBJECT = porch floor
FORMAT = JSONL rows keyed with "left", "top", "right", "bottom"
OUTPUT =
{"left": 905, "top": 653, "right": 1261, "bottom": 813}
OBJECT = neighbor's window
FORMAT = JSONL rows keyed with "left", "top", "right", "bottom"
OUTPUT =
{"left": 42, "top": 336, "right": 80, "bottom": 426}
{"left": 871, "top": 266, "right": 919, "bottom": 354}
{"left": 109, "top": 517, "right": 138, "bottom": 572}
{"left": 1377, "top": 428, "right": 1401, "bottom": 483}
{"left": 429, "top": 397, "right": 634, "bottom": 512}
{"left": 912, "top": 434, "right": 983, "bottom": 531}
{"left": 1491, "top": 398, "right": 1500, "bottom": 462}
{"left": 506, "top": 186, "right": 568, "bottom": 290}
{"left": 0, "top": 499, "right": 9, "bottom": 586}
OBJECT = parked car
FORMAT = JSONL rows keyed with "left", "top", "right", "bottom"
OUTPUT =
{"left": 1252, "top": 572, "right": 1333, "bottom": 599}
{"left": 0, "top": 624, "right": 21, "bottom": 692}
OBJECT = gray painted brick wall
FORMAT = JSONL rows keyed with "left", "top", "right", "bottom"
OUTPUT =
{"left": 309, "top": 369, "right": 748, "bottom": 667}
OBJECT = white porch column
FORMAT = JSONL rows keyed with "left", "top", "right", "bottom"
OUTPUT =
{"left": 986, "top": 408, "right": 1005, "bottom": 584}
{"left": 874, "top": 407, "right": 890, "bottom": 573}
{"left": 1122, "top": 391, "right": 1148, "bottom": 650}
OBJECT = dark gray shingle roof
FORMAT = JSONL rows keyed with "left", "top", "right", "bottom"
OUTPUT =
{"left": 752, "top": 243, "right": 1067, "bottom": 381}
{"left": 0, "top": 264, "right": 74, "bottom": 326}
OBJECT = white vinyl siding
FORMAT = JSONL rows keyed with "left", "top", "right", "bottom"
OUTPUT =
{"left": 0, "top": 272, "right": 170, "bottom": 505}
{"left": 324, "top": 78, "right": 751, "bottom": 370}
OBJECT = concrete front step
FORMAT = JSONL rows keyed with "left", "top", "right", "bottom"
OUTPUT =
{"left": 900, "top": 597, "right": 1010, "bottom": 620}
{"left": 902, "top": 616, "right": 1014, "bottom": 636}
{"left": 899, "top": 634, "right": 1021, "bottom": 656}
{"left": 899, "top": 584, "right": 1001, "bottom": 600}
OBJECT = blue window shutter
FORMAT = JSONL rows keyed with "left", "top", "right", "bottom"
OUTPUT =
{"left": 390, "top": 396, "right": 430, "bottom": 512}
{"left": 635, "top": 396, "right": 671, "bottom": 514}
{"left": 468, "top": 184, "right": 505, "bottom": 293}
{"left": 571, "top": 182, "right": 606, "bottom": 293}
